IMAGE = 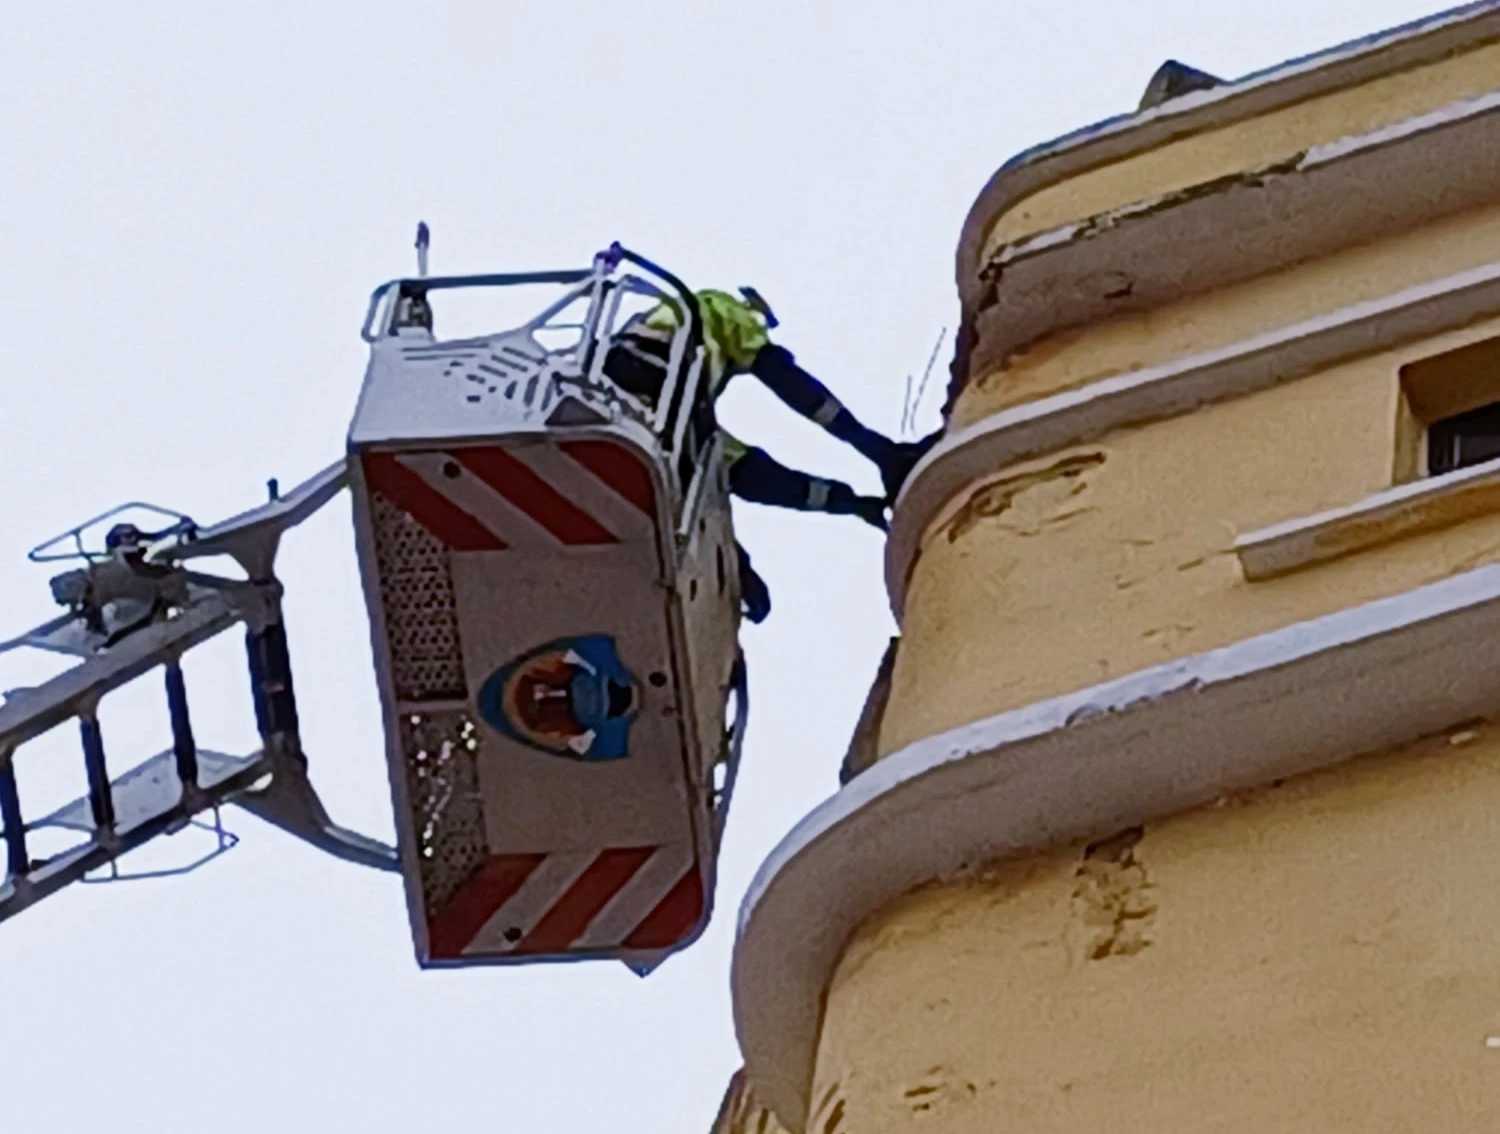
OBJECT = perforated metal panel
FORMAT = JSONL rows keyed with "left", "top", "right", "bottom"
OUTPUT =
{"left": 398, "top": 330, "right": 565, "bottom": 415}
{"left": 370, "top": 495, "right": 491, "bottom": 915}
{"left": 369, "top": 495, "right": 466, "bottom": 703}
{"left": 400, "top": 709, "right": 488, "bottom": 915}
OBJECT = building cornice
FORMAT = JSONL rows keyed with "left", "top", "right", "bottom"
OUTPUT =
{"left": 967, "top": 91, "right": 1500, "bottom": 381}
{"left": 890, "top": 259, "right": 1500, "bottom": 620}
{"left": 734, "top": 562, "right": 1500, "bottom": 1132}
{"left": 956, "top": 1, "right": 1500, "bottom": 315}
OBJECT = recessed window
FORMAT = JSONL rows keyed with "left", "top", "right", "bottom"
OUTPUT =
{"left": 1397, "top": 334, "right": 1500, "bottom": 481}
{"left": 1427, "top": 400, "right": 1500, "bottom": 476}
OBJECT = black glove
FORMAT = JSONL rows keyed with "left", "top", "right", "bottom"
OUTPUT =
{"left": 851, "top": 495, "right": 890, "bottom": 532}
{"left": 825, "top": 482, "right": 890, "bottom": 531}
{"left": 737, "top": 547, "right": 772, "bottom": 624}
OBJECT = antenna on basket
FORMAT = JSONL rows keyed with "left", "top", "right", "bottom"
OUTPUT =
{"left": 392, "top": 223, "right": 434, "bottom": 333}
{"left": 415, "top": 221, "right": 430, "bottom": 278}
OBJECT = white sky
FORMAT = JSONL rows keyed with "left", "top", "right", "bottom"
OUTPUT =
{"left": 0, "top": 2, "right": 1449, "bottom": 1130}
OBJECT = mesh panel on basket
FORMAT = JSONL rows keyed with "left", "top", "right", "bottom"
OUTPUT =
{"left": 371, "top": 491, "right": 488, "bottom": 910}
{"left": 370, "top": 494, "right": 467, "bottom": 702}
{"left": 400, "top": 709, "right": 488, "bottom": 913}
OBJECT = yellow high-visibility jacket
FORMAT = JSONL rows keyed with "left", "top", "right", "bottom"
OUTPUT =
{"left": 642, "top": 289, "right": 770, "bottom": 393}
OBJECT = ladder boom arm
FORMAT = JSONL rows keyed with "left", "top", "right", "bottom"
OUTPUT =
{"left": 168, "top": 459, "right": 349, "bottom": 580}
{"left": 0, "top": 459, "right": 398, "bottom": 928}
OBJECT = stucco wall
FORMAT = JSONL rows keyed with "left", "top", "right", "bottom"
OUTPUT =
{"left": 711, "top": 1070, "right": 793, "bottom": 1134}
{"left": 976, "top": 39, "right": 1500, "bottom": 263}
{"left": 883, "top": 316, "right": 1500, "bottom": 755}
{"left": 958, "top": 198, "right": 1500, "bottom": 428}
{"left": 813, "top": 719, "right": 1500, "bottom": 1133}
{"left": 780, "top": 21, "right": 1500, "bottom": 1134}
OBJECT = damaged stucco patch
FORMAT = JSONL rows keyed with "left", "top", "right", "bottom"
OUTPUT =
{"left": 887, "top": 347, "right": 1475, "bottom": 753}
{"left": 980, "top": 153, "right": 1308, "bottom": 290}
{"left": 963, "top": 34, "right": 1500, "bottom": 303}
{"left": 947, "top": 38, "right": 1500, "bottom": 414}
{"left": 1070, "top": 827, "right": 1157, "bottom": 961}
{"left": 944, "top": 202, "right": 1500, "bottom": 433}
{"left": 961, "top": 154, "right": 1312, "bottom": 396}
{"left": 940, "top": 451, "right": 1106, "bottom": 545}
{"left": 808, "top": 721, "right": 1500, "bottom": 1132}
{"left": 901, "top": 1066, "right": 980, "bottom": 1118}
{"left": 959, "top": 88, "right": 1500, "bottom": 412}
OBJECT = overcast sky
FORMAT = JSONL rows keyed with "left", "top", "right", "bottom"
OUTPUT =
{"left": 0, "top": 2, "right": 1450, "bottom": 1131}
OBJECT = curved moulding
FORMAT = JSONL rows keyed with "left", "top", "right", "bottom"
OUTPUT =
{"left": 733, "top": 561, "right": 1500, "bottom": 1131}
{"left": 955, "top": 1, "right": 1500, "bottom": 312}
{"left": 888, "top": 258, "right": 1500, "bottom": 620}
{"left": 969, "top": 92, "right": 1500, "bottom": 372}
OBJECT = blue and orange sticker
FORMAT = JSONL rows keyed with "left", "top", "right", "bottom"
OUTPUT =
{"left": 476, "top": 635, "right": 641, "bottom": 761}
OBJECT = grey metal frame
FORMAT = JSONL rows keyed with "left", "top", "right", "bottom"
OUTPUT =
{"left": 0, "top": 462, "right": 397, "bottom": 927}
{"left": 0, "top": 245, "right": 745, "bottom": 969}
{"left": 360, "top": 245, "right": 712, "bottom": 488}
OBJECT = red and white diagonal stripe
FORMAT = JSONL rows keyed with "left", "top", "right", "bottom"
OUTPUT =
{"left": 426, "top": 843, "right": 704, "bottom": 961}
{"left": 361, "top": 439, "right": 657, "bottom": 553}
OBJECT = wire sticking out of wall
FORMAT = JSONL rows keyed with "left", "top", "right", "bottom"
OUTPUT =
{"left": 901, "top": 328, "right": 947, "bottom": 438}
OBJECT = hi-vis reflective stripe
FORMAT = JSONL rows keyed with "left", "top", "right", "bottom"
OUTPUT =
{"left": 362, "top": 440, "right": 655, "bottom": 551}
{"left": 426, "top": 844, "right": 704, "bottom": 960}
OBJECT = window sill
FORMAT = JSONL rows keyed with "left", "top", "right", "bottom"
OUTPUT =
{"left": 1235, "top": 455, "right": 1500, "bottom": 581}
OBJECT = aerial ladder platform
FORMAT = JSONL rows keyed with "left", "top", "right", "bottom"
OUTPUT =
{"left": 0, "top": 239, "right": 749, "bottom": 973}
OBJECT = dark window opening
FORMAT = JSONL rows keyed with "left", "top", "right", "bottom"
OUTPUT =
{"left": 1428, "top": 400, "right": 1500, "bottom": 476}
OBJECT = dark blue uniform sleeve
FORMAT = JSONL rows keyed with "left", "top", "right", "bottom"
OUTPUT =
{"left": 727, "top": 446, "right": 888, "bottom": 530}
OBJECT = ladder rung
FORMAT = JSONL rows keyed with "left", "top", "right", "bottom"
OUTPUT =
{"left": 0, "top": 749, "right": 268, "bottom": 926}
{"left": 0, "top": 760, "right": 26, "bottom": 878}
{"left": 164, "top": 662, "right": 198, "bottom": 788}
{"left": 79, "top": 716, "right": 115, "bottom": 831}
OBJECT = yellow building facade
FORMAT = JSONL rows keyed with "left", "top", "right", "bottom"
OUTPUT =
{"left": 722, "top": 4, "right": 1500, "bottom": 1131}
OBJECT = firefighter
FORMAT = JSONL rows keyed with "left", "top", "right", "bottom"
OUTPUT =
{"left": 624, "top": 288, "right": 937, "bottom": 504}
{"left": 602, "top": 302, "right": 896, "bottom": 626}
{"left": 603, "top": 303, "right": 894, "bottom": 537}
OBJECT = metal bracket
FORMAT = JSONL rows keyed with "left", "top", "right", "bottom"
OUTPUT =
{"left": 228, "top": 747, "right": 398, "bottom": 873}
{"left": 167, "top": 459, "right": 349, "bottom": 581}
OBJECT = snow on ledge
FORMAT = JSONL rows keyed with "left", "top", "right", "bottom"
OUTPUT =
{"left": 1237, "top": 455, "right": 1500, "bottom": 581}
{"left": 888, "top": 260, "right": 1500, "bottom": 620}
{"left": 733, "top": 563, "right": 1500, "bottom": 1132}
